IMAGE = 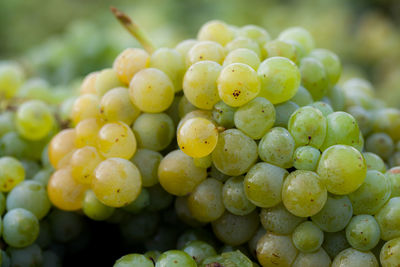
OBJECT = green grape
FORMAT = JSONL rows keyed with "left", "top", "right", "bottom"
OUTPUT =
{"left": 144, "top": 250, "right": 161, "bottom": 263}
{"left": 150, "top": 48, "right": 185, "bottom": 92}
{"left": 156, "top": 250, "right": 197, "bottom": 267}
{"left": 292, "top": 221, "right": 324, "bottom": 253}
{"left": 145, "top": 226, "right": 177, "bottom": 252}
{"left": 212, "top": 101, "right": 237, "bottom": 129}
{"left": 217, "top": 63, "right": 260, "bottom": 107}
{"left": 259, "top": 127, "right": 295, "bottom": 167}
{"left": 292, "top": 248, "right": 331, "bottom": 267}
{"left": 82, "top": 189, "right": 114, "bottom": 221}
{"left": 244, "top": 162, "right": 288, "bottom": 208}
{"left": 278, "top": 27, "right": 315, "bottom": 54}
{"left": 345, "top": 215, "right": 380, "bottom": 251}
{"left": 1, "top": 249, "right": 11, "bottom": 267}
{"left": 288, "top": 106, "right": 326, "bottom": 148}
{"left": 212, "top": 129, "right": 258, "bottom": 176}
{"left": 20, "top": 159, "right": 41, "bottom": 179}
{"left": 256, "top": 232, "right": 298, "bottom": 267}
{"left": 166, "top": 95, "right": 181, "bottom": 127}
{"left": 222, "top": 176, "right": 256, "bottom": 216}
{"left": 372, "top": 108, "right": 400, "bottom": 142}
{"left": 375, "top": 197, "right": 400, "bottom": 241}
{"left": 326, "top": 85, "right": 345, "bottom": 111}
{"left": 380, "top": 237, "right": 400, "bottom": 267}
{"left": 212, "top": 211, "right": 259, "bottom": 246}
{"left": 234, "top": 97, "right": 275, "bottom": 139}
{"left": 225, "top": 37, "right": 261, "bottom": 57}
{"left": 177, "top": 228, "right": 216, "bottom": 249}
{"left": 365, "top": 133, "right": 394, "bottom": 161}
{"left": 349, "top": 170, "right": 391, "bottom": 215}
{"left": 178, "top": 95, "right": 197, "bottom": 119}
{"left": 363, "top": 152, "right": 386, "bottom": 173}
{"left": 0, "top": 62, "right": 24, "bottom": 98}
{"left": 36, "top": 220, "right": 51, "bottom": 249}
{"left": 147, "top": 184, "right": 174, "bottom": 211}
{"left": 260, "top": 203, "right": 305, "bottom": 235}
{"left": 257, "top": 57, "right": 300, "bottom": 104}
{"left": 293, "top": 146, "right": 321, "bottom": 171}
{"left": 209, "top": 163, "right": 230, "bottom": 183}
{"left": 175, "top": 39, "right": 198, "bottom": 64}
{"left": 119, "top": 211, "right": 159, "bottom": 242}
{"left": 114, "top": 253, "right": 154, "bottom": 267}
{"left": 129, "top": 68, "right": 175, "bottom": 113}
{"left": 238, "top": 25, "right": 270, "bottom": 47}
{"left": 309, "top": 49, "right": 341, "bottom": 86}
{"left": 311, "top": 195, "right": 353, "bottom": 232}
{"left": 317, "top": 145, "right": 367, "bottom": 195}
{"left": 311, "top": 101, "right": 333, "bottom": 116}
{"left": 354, "top": 130, "right": 365, "bottom": 152}
{"left": 123, "top": 188, "right": 150, "bottom": 214}
{"left": 133, "top": 113, "right": 174, "bottom": 151}
{"left": 3, "top": 208, "right": 39, "bottom": 248}
{"left": 264, "top": 39, "right": 298, "bottom": 63}
{"left": 182, "top": 60, "right": 221, "bottom": 110}
{"left": 193, "top": 155, "right": 212, "bottom": 169}
{"left": 0, "top": 132, "right": 28, "bottom": 159}
{"left": 299, "top": 57, "right": 329, "bottom": 100}
{"left": 389, "top": 151, "right": 400, "bottom": 168}
{"left": 177, "top": 109, "right": 213, "bottom": 130}
{"left": 0, "top": 192, "right": 5, "bottom": 215}
{"left": 113, "top": 48, "right": 149, "bottom": 85}
{"left": 32, "top": 167, "right": 53, "bottom": 186}
{"left": 158, "top": 150, "right": 207, "bottom": 196}
{"left": 188, "top": 178, "right": 225, "bottom": 222}
{"left": 0, "top": 111, "right": 15, "bottom": 137}
{"left": 347, "top": 106, "right": 372, "bottom": 136}
{"left": 387, "top": 167, "right": 400, "bottom": 197}
{"left": 282, "top": 170, "right": 327, "bottom": 217}
{"left": 223, "top": 48, "right": 260, "bottom": 70}
{"left": 7, "top": 244, "right": 42, "bottom": 267}
{"left": 274, "top": 101, "right": 299, "bottom": 127}
{"left": 331, "top": 248, "right": 378, "bottom": 267}
{"left": 17, "top": 78, "right": 51, "bottom": 102}
{"left": 48, "top": 209, "right": 84, "bottom": 242}
{"left": 186, "top": 41, "right": 225, "bottom": 66}
{"left": 197, "top": 20, "right": 235, "bottom": 46}
{"left": 42, "top": 250, "right": 61, "bottom": 267}
{"left": 174, "top": 196, "right": 204, "bottom": 227}
{"left": 0, "top": 156, "right": 25, "bottom": 192}
{"left": 131, "top": 149, "right": 162, "bottom": 187}
{"left": 6, "top": 181, "right": 51, "bottom": 220}
{"left": 183, "top": 240, "right": 217, "bottom": 264}
{"left": 95, "top": 68, "right": 123, "bottom": 96}
{"left": 322, "top": 231, "right": 350, "bottom": 259}
{"left": 201, "top": 250, "right": 253, "bottom": 267}
{"left": 248, "top": 227, "right": 267, "bottom": 258}
{"left": 290, "top": 85, "right": 313, "bottom": 107}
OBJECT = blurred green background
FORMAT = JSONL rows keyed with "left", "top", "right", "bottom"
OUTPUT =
{"left": 1, "top": 0, "right": 400, "bottom": 107}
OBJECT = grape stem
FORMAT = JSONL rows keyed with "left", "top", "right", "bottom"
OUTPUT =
{"left": 110, "top": 6, "right": 155, "bottom": 54}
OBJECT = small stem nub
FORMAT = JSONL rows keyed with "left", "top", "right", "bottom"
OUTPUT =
{"left": 110, "top": 6, "right": 155, "bottom": 54}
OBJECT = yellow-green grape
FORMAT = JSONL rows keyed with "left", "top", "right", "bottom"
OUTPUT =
{"left": 150, "top": 48, "right": 185, "bottom": 92}
{"left": 178, "top": 117, "right": 218, "bottom": 158}
{"left": 365, "top": 133, "right": 394, "bottom": 161}
{"left": 182, "top": 60, "right": 222, "bottom": 110}
{"left": 264, "top": 40, "right": 298, "bottom": 64}
{"left": 99, "top": 87, "right": 140, "bottom": 125}
{"left": 133, "top": 113, "right": 174, "bottom": 151}
{"left": 380, "top": 237, "right": 400, "bottom": 267}
{"left": 123, "top": 187, "right": 150, "bottom": 214}
{"left": 197, "top": 20, "right": 235, "bottom": 46}
{"left": 0, "top": 157, "right": 25, "bottom": 192}
{"left": 372, "top": 108, "right": 400, "bottom": 142}
{"left": 70, "top": 146, "right": 103, "bottom": 185}
{"left": 327, "top": 85, "right": 345, "bottom": 111}
{"left": 82, "top": 189, "right": 114, "bottom": 221}
{"left": 363, "top": 152, "right": 386, "bottom": 173}
{"left": 147, "top": 184, "right": 174, "bottom": 211}
{"left": 293, "top": 146, "right": 321, "bottom": 171}
{"left": 174, "top": 196, "right": 204, "bottom": 227}
{"left": 218, "top": 63, "right": 260, "bottom": 107}
{"left": 131, "top": 149, "right": 162, "bottom": 187}
{"left": 331, "top": 248, "right": 378, "bottom": 267}
{"left": 274, "top": 101, "right": 299, "bottom": 127}
{"left": 212, "top": 129, "right": 258, "bottom": 176}
{"left": 282, "top": 170, "right": 327, "bottom": 217}
{"left": 193, "top": 155, "right": 212, "bottom": 169}
{"left": 129, "top": 68, "right": 174, "bottom": 113}
{"left": 158, "top": 150, "right": 207, "bottom": 196}
{"left": 260, "top": 203, "right": 305, "bottom": 235}
{"left": 80, "top": 72, "right": 98, "bottom": 95}
{"left": 92, "top": 158, "right": 141, "bottom": 208}
{"left": 95, "top": 68, "right": 123, "bottom": 96}
{"left": 249, "top": 227, "right": 267, "bottom": 258}
{"left": 15, "top": 100, "right": 53, "bottom": 141}
{"left": 225, "top": 37, "right": 261, "bottom": 57}
{"left": 292, "top": 221, "right": 324, "bottom": 253}
{"left": 115, "top": 253, "right": 154, "bottom": 267}
{"left": 348, "top": 170, "right": 391, "bottom": 215}
{"left": 175, "top": 39, "right": 198, "bottom": 64}
{"left": 156, "top": 250, "right": 197, "bottom": 267}
{"left": 97, "top": 122, "right": 136, "bottom": 159}
{"left": 222, "top": 176, "right": 256, "bottom": 216}
{"left": 70, "top": 94, "right": 101, "bottom": 126}
{"left": 317, "top": 145, "right": 367, "bottom": 195}
{"left": 212, "top": 211, "right": 259, "bottom": 246}
{"left": 113, "top": 48, "right": 150, "bottom": 85}
{"left": 322, "top": 231, "right": 350, "bottom": 259}
{"left": 48, "top": 129, "right": 76, "bottom": 169}
{"left": 292, "top": 248, "right": 331, "bottom": 267}
{"left": 212, "top": 101, "right": 237, "bottom": 129}
{"left": 375, "top": 197, "right": 400, "bottom": 241}
{"left": 311, "top": 101, "right": 333, "bottom": 117}
{"left": 223, "top": 48, "right": 260, "bottom": 70}
{"left": 238, "top": 25, "right": 271, "bottom": 47}
{"left": 309, "top": 49, "right": 342, "bottom": 86}
{"left": 166, "top": 95, "right": 181, "bottom": 126}
{"left": 389, "top": 151, "right": 400, "bottom": 168}
{"left": 182, "top": 240, "right": 217, "bottom": 265}
{"left": 258, "top": 127, "right": 295, "bottom": 168}
{"left": 75, "top": 118, "right": 103, "bottom": 148}
{"left": 186, "top": 41, "right": 225, "bottom": 66}
{"left": 346, "top": 106, "right": 372, "bottom": 136}
{"left": 257, "top": 57, "right": 301, "bottom": 104}
{"left": 0, "top": 111, "right": 15, "bottom": 137}
{"left": 178, "top": 95, "right": 197, "bottom": 119}
{"left": 354, "top": 130, "right": 364, "bottom": 152}
{"left": 278, "top": 27, "right": 315, "bottom": 54}
{"left": 187, "top": 178, "right": 225, "bottom": 222}
{"left": 47, "top": 168, "right": 88, "bottom": 211}
{"left": 387, "top": 167, "right": 400, "bottom": 197}
{"left": 345, "top": 215, "right": 380, "bottom": 251}
{"left": 299, "top": 57, "right": 329, "bottom": 100}
{"left": 0, "top": 62, "right": 24, "bottom": 98}
{"left": 244, "top": 162, "right": 288, "bottom": 208}
{"left": 290, "top": 85, "right": 313, "bottom": 107}
{"left": 256, "top": 233, "right": 298, "bottom": 267}
{"left": 234, "top": 97, "right": 275, "bottom": 140}
{"left": 177, "top": 109, "right": 213, "bottom": 131}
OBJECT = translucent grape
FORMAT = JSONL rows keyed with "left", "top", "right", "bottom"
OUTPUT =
{"left": 156, "top": 250, "right": 197, "bottom": 267}
{"left": 223, "top": 48, "right": 260, "bottom": 70}
{"left": 80, "top": 71, "right": 98, "bottom": 95}
{"left": 222, "top": 176, "right": 256, "bottom": 216}
{"left": 346, "top": 215, "right": 380, "bottom": 251}
{"left": 290, "top": 85, "right": 313, "bottom": 107}
{"left": 293, "top": 146, "right": 321, "bottom": 171}
{"left": 17, "top": 78, "right": 51, "bottom": 102}
{"left": 264, "top": 40, "right": 298, "bottom": 63}
{"left": 292, "top": 248, "right": 331, "bottom": 267}
{"left": 278, "top": 27, "right": 315, "bottom": 54}
{"left": 70, "top": 94, "right": 101, "bottom": 125}
{"left": 256, "top": 233, "right": 298, "bottom": 267}
{"left": 75, "top": 118, "right": 103, "bottom": 148}
{"left": 70, "top": 146, "right": 103, "bottom": 185}
{"left": 8, "top": 244, "right": 42, "bottom": 267}
{"left": 274, "top": 101, "right": 299, "bottom": 127}
{"left": 347, "top": 106, "right": 372, "bottom": 136}
{"left": 212, "top": 101, "right": 236, "bottom": 128}
{"left": 322, "top": 231, "right": 350, "bottom": 259}
{"left": 131, "top": 149, "right": 162, "bottom": 187}
{"left": 372, "top": 108, "right": 400, "bottom": 142}
{"left": 327, "top": 85, "right": 345, "bottom": 111}
{"left": 311, "top": 101, "right": 333, "bottom": 116}
{"left": 238, "top": 25, "right": 270, "bottom": 47}
{"left": 292, "top": 221, "right": 324, "bottom": 253}
{"left": 225, "top": 37, "right": 261, "bottom": 57}
{"left": 3, "top": 208, "right": 39, "bottom": 248}
{"left": 197, "top": 20, "right": 235, "bottom": 46}
{"left": 375, "top": 197, "right": 400, "bottom": 241}
{"left": 175, "top": 39, "right": 198, "bottom": 64}
{"left": 182, "top": 240, "right": 217, "bottom": 264}
{"left": 309, "top": 49, "right": 341, "bottom": 86}
{"left": 114, "top": 253, "right": 154, "bottom": 267}
{"left": 260, "top": 203, "right": 305, "bottom": 235}
{"left": 0, "top": 111, "right": 15, "bottom": 137}
{"left": 386, "top": 167, "right": 400, "bottom": 197}
{"left": 331, "top": 248, "right": 378, "bottom": 267}
{"left": 82, "top": 189, "right": 114, "bottom": 221}
{"left": 380, "top": 237, "right": 400, "bottom": 267}
{"left": 0, "top": 157, "right": 25, "bottom": 192}
{"left": 363, "top": 152, "right": 386, "bottom": 173}
{"left": 299, "top": 57, "right": 329, "bottom": 100}
{"left": 95, "top": 68, "right": 123, "bottom": 96}
{"left": 186, "top": 41, "right": 225, "bottom": 66}
{"left": 0, "top": 62, "right": 24, "bottom": 98}
{"left": 365, "top": 132, "right": 394, "bottom": 161}
{"left": 201, "top": 251, "right": 253, "bottom": 267}
{"left": 178, "top": 96, "right": 197, "bottom": 119}
{"left": 193, "top": 155, "right": 212, "bottom": 169}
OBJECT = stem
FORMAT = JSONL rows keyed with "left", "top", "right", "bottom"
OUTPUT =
{"left": 110, "top": 6, "right": 155, "bottom": 54}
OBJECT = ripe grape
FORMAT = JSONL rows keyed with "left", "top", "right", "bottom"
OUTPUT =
{"left": 3, "top": 208, "right": 39, "bottom": 248}
{"left": 197, "top": 20, "right": 235, "bottom": 46}
{"left": 222, "top": 176, "right": 256, "bottom": 216}
{"left": 256, "top": 233, "right": 298, "bottom": 267}
{"left": 259, "top": 203, "right": 305, "bottom": 235}
{"left": 0, "top": 156, "right": 25, "bottom": 192}
{"left": 131, "top": 149, "right": 162, "bottom": 187}
{"left": 292, "top": 221, "right": 324, "bottom": 253}
{"left": 380, "top": 237, "right": 400, "bottom": 267}
{"left": 186, "top": 41, "right": 225, "bottom": 66}
{"left": 278, "top": 27, "right": 315, "bottom": 54}
{"left": 293, "top": 146, "right": 321, "bottom": 171}
{"left": 292, "top": 248, "right": 331, "bottom": 267}
{"left": 225, "top": 37, "right": 261, "bottom": 57}
{"left": 223, "top": 48, "right": 260, "bottom": 70}
{"left": 375, "top": 197, "right": 400, "bottom": 241}
{"left": 345, "top": 215, "right": 380, "bottom": 251}
{"left": 331, "top": 248, "right": 378, "bottom": 267}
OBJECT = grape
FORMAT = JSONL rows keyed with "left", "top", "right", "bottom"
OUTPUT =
{"left": 0, "top": 192, "right": 5, "bottom": 215}
{"left": 299, "top": 57, "right": 329, "bottom": 100}
{"left": 144, "top": 250, "right": 161, "bottom": 263}
{"left": 244, "top": 162, "right": 288, "bottom": 208}
{"left": 290, "top": 85, "right": 313, "bottom": 107}
{"left": 113, "top": 48, "right": 150, "bottom": 85}
{"left": 70, "top": 94, "right": 101, "bottom": 125}
{"left": 32, "top": 167, "right": 53, "bottom": 186}
{"left": 129, "top": 68, "right": 174, "bottom": 113}
{"left": 386, "top": 167, "right": 400, "bottom": 197}
{"left": 92, "top": 158, "right": 141, "bottom": 208}
{"left": 186, "top": 41, "right": 225, "bottom": 66}
{"left": 311, "top": 101, "right": 333, "bottom": 116}
{"left": 197, "top": 20, "right": 235, "bottom": 46}
{"left": 238, "top": 25, "right": 271, "bottom": 47}
{"left": 178, "top": 96, "right": 197, "bottom": 119}
{"left": 75, "top": 118, "right": 102, "bottom": 148}
{"left": 133, "top": 113, "right": 174, "bottom": 151}
{"left": 274, "top": 101, "right": 299, "bottom": 127}
{"left": 82, "top": 189, "right": 114, "bottom": 221}
{"left": 17, "top": 78, "right": 51, "bottom": 102}
{"left": 282, "top": 170, "right": 327, "bottom": 217}
{"left": 258, "top": 127, "right": 295, "bottom": 168}
{"left": 174, "top": 197, "right": 204, "bottom": 227}
{"left": 156, "top": 250, "right": 197, "bottom": 267}
{"left": 375, "top": 197, "right": 400, "bottom": 241}
{"left": 0, "top": 157, "right": 25, "bottom": 192}
{"left": 256, "top": 233, "right": 298, "bottom": 267}
{"left": 234, "top": 97, "right": 275, "bottom": 140}
{"left": 211, "top": 101, "right": 235, "bottom": 129}
{"left": 21, "top": 160, "right": 41, "bottom": 180}
{"left": 0, "top": 62, "right": 23, "bottom": 99}
{"left": 175, "top": 39, "right": 198, "bottom": 64}
{"left": 193, "top": 155, "right": 212, "bottom": 169}
{"left": 380, "top": 237, "right": 400, "bottom": 267}
{"left": 49, "top": 209, "right": 84, "bottom": 242}
{"left": 8, "top": 244, "right": 42, "bottom": 267}
{"left": 257, "top": 57, "right": 301, "bottom": 104}
{"left": 363, "top": 152, "right": 386, "bottom": 173}
{"left": 292, "top": 221, "right": 324, "bottom": 253}
{"left": 264, "top": 39, "right": 298, "bottom": 63}
{"left": 292, "top": 248, "right": 331, "bottom": 267}
{"left": 222, "top": 176, "right": 256, "bottom": 216}
{"left": 80, "top": 72, "right": 98, "bottom": 95}
{"left": 389, "top": 151, "right": 400, "bottom": 168}
{"left": 114, "top": 253, "right": 154, "bottom": 267}
{"left": 42, "top": 250, "right": 61, "bottom": 267}
{"left": 345, "top": 215, "right": 380, "bottom": 251}
{"left": 183, "top": 240, "right": 216, "bottom": 264}
{"left": 365, "top": 132, "right": 394, "bottom": 160}
{"left": 158, "top": 150, "right": 206, "bottom": 196}
{"left": 293, "top": 146, "right": 321, "bottom": 171}
{"left": 147, "top": 184, "right": 174, "bottom": 211}
{"left": 123, "top": 188, "right": 150, "bottom": 214}
{"left": 331, "top": 248, "right": 378, "bottom": 267}
{"left": 348, "top": 170, "right": 391, "bottom": 215}
{"left": 309, "top": 49, "right": 341, "bottom": 86}
{"left": 95, "top": 68, "right": 123, "bottom": 96}
{"left": 326, "top": 85, "right": 345, "bottom": 111}
{"left": 225, "top": 37, "right": 261, "bottom": 57}
{"left": 70, "top": 146, "right": 102, "bottom": 185}
{"left": 212, "top": 129, "right": 258, "bottom": 176}
{"left": 322, "top": 231, "right": 350, "bottom": 259}
{"left": 278, "top": 27, "right": 315, "bottom": 54}
{"left": 248, "top": 227, "right": 266, "bottom": 258}
{"left": 311, "top": 195, "right": 353, "bottom": 232}
{"left": 0, "top": 111, "right": 15, "bottom": 137}
{"left": 288, "top": 106, "right": 327, "bottom": 148}
{"left": 317, "top": 145, "right": 367, "bottom": 195}
{"left": 259, "top": 203, "right": 305, "bottom": 235}
{"left": 3, "top": 208, "right": 39, "bottom": 248}
{"left": 347, "top": 106, "right": 372, "bottom": 136}
{"left": 182, "top": 60, "right": 221, "bottom": 110}
{"left": 177, "top": 229, "right": 215, "bottom": 249}
{"left": 223, "top": 48, "right": 260, "bottom": 70}
{"left": 372, "top": 108, "right": 400, "bottom": 142}
{"left": 131, "top": 149, "right": 162, "bottom": 187}
{"left": 119, "top": 211, "right": 159, "bottom": 242}
{"left": 0, "top": 132, "right": 28, "bottom": 159}
{"left": 217, "top": 63, "right": 260, "bottom": 107}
